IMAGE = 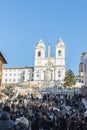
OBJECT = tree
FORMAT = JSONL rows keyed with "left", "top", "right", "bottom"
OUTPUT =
{"left": 5, "top": 83, "right": 15, "bottom": 90}
{"left": 81, "top": 52, "right": 87, "bottom": 60}
{"left": 4, "top": 84, "right": 15, "bottom": 97}
{"left": 63, "top": 70, "right": 76, "bottom": 88}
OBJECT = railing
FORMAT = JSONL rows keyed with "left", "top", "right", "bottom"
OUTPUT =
{"left": 38, "top": 87, "right": 80, "bottom": 94}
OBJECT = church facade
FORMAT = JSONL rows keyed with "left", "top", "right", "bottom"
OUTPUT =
{"left": 2, "top": 39, "right": 66, "bottom": 88}
{"left": 33, "top": 38, "right": 66, "bottom": 88}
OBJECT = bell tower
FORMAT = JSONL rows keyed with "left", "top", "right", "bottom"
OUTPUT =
{"left": 34, "top": 39, "right": 46, "bottom": 67}
{"left": 55, "top": 38, "right": 65, "bottom": 60}
{"left": 34, "top": 39, "right": 46, "bottom": 83}
{"left": 55, "top": 38, "right": 66, "bottom": 81}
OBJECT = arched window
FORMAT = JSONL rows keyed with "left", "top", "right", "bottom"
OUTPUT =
{"left": 38, "top": 51, "right": 41, "bottom": 57}
{"left": 58, "top": 50, "right": 62, "bottom": 56}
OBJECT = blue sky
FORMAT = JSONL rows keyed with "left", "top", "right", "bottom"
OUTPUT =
{"left": 0, "top": 0, "right": 87, "bottom": 75}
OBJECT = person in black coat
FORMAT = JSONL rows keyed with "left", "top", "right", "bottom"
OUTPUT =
{"left": 31, "top": 113, "right": 40, "bottom": 130}
{"left": 58, "top": 113, "right": 67, "bottom": 130}
{"left": 0, "top": 106, "right": 15, "bottom": 130}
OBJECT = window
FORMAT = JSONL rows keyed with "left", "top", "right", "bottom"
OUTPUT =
{"left": 32, "top": 73, "right": 34, "bottom": 77}
{"left": 5, "top": 79, "right": 7, "bottom": 82}
{"left": 38, "top": 51, "right": 41, "bottom": 57}
{"left": 37, "top": 70, "right": 39, "bottom": 78}
{"left": 9, "top": 79, "right": 11, "bottom": 82}
{"left": 23, "top": 76, "right": 25, "bottom": 80}
{"left": 58, "top": 70, "right": 61, "bottom": 77}
{"left": 22, "top": 71, "right": 25, "bottom": 74}
{"left": 37, "top": 73, "right": 39, "bottom": 78}
{"left": 13, "top": 79, "right": 15, "bottom": 82}
{"left": 58, "top": 50, "right": 62, "bottom": 56}
{"left": 84, "top": 63, "right": 87, "bottom": 73}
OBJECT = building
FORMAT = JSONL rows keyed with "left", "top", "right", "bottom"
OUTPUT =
{"left": 80, "top": 53, "right": 87, "bottom": 96}
{"left": 2, "top": 39, "right": 66, "bottom": 88}
{"left": 83, "top": 53, "right": 87, "bottom": 86}
{"left": 79, "top": 52, "right": 87, "bottom": 80}
{"left": 34, "top": 38, "right": 65, "bottom": 88}
{"left": 2, "top": 66, "right": 34, "bottom": 85}
{"left": 79, "top": 62, "right": 83, "bottom": 78}
{"left": 0, "top": 52, "right": 7, "bottom": 86}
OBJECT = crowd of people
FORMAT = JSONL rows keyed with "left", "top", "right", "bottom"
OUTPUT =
{"left": 0, "top": 91, "right": 87, "bottom": 130}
